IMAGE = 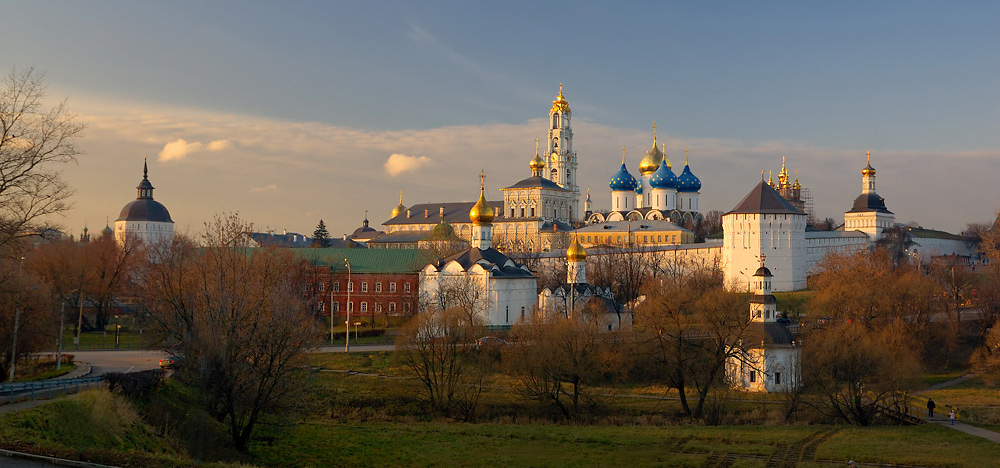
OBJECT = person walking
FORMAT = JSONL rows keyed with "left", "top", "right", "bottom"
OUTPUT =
{"left": 950, "top": 408, "right": 957, "bottom": 425}
{"left": 927, "top": 398, "right": 936, "bottom": 417}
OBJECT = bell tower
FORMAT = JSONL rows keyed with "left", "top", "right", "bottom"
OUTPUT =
{"left": 544, "top": 84, "right": 580, "bottom": 222}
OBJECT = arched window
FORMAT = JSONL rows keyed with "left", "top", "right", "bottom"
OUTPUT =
{"left": 550, "top": 168, "right": 558, "bottom": 181}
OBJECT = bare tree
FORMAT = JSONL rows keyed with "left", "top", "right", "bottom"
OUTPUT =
{"left": 801, "top": 320, "right": 919, "bottom": 425}
{"left": 634, "top": 265, "right": 749, "bottom": 419}
{"left": 0, "top": 68, "right": 83, "bottom": 246}
{"left": 142, "top": 214, "right": 318, "bottom": 452}
{"left": 394, "top": 306, "right": 487, "bottom": 420}
{"left": 503, "top": 313, "right": 610, "bottom": 418}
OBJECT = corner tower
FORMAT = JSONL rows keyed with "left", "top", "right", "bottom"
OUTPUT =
{"left": 544, "top": 84, "right": 580, "bottom": 221}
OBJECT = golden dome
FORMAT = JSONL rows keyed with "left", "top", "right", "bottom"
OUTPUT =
{"left": 792, "top": 173, "right": 801, "bottom": 190}
{"left": 390, "top": 191, "right": 405, "bottom": 218}
{"left": 638, "top": 141, "right": 664, "bottom": 175}
{"left": 862, "top": 150, "right": 876, "bottom": 176}
{"left": 529, "top": 137, "right": 545, "bottom": 170}
{"left": 469, "top": 173, "right": 495, "bottom": 225}
{"left": 550, "top": 83, "right": 571, "bottom": 114}
{"left": 567, "top": 235, "right": 587, "bottom": 261}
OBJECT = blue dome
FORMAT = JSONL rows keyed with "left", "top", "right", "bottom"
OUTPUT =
{"left": 676, "top": 164, "right": 701, "bottom": 192}
{"left": 635, "top": 184, "right": 643, "bottom": 194}
{"left": 649, "top": 161, "right": 677, "bottom": 189}
{"left": 609, "top": 163, "right": 638, "bottom": 191}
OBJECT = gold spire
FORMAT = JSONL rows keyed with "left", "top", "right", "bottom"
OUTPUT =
{"left": 391, "top": 190, "right": 406, "bottom": 218}
{"left": 469, "top": 170, "right": 495, "bottom": 225}
{"left": 662, "top": 142, "right": 672, "bottom": 169}
{"left": 529, "top": 137, "right": 545, "bottom": 171}
{"left": 767, "top": 170, "right": 774, "bottom": 187}
{"left": 550, "top": 83, "right": 571, "bottom": 114}
{"left": 685, "top": 147, "right": 689, "bottom": 165}
{"left": 567, "top": 233, "right": 587, "bottom": 261}
{"left": 778, "top": 156, "right": 789, "bottom": 187}
{"left": 621, "top": 145, "right": 626, "bottom": 165}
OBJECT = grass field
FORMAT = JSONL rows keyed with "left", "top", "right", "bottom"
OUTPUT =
{"left": 4, "top": 351, "right": 1000, "bottom": 467}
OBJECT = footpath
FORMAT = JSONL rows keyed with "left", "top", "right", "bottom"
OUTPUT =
{"left": 917, "top": 373, "right": 1000, "bottom": 444}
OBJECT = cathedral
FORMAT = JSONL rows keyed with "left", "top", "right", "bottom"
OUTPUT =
{"left": 384, "top": 85, "right": 702, "bottom": 252}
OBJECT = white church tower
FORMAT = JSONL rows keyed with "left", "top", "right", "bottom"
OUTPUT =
{"left": 844, "top": 151, "right": 894, "bottom": 240}
{"left": 544, "top": 84, "right": 580, "bottom": 222}
{"left": 722, "top": 180, "right": 807, "bottom": 291}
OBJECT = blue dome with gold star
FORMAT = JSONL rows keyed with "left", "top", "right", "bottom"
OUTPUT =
{"left": 609, "top": 163, "right": 638, "bottom": 191}
{"left": 676, "top": 164, "right": 701, "bottom": 193}
{"left": 649, "top": 160, "right": 677, "bottom": 189}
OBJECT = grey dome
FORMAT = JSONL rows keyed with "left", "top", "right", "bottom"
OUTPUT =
{"left": 117, "top": 199, "right": 173, "bottom": 223}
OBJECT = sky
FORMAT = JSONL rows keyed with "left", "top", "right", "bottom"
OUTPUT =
{"left": 2, "top": 1, "right": 998, "bottom": 238}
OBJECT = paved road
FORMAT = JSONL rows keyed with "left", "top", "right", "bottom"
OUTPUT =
{"left": 0, "top": 455, "right": 65, "bottom": 467}
{"left": 68, "top": 350, "right": 161, "bottom": 376}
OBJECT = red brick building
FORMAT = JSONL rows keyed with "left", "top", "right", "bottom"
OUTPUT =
{"left": 295, "top": 249, "right": 432, "bottom": 327}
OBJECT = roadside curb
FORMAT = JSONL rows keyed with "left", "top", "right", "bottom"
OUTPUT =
{"left": 54, "top": 362, "right": 91, "bottom": 380}
{"left": 0, "top": 448, "right": 119, "bottom": 468}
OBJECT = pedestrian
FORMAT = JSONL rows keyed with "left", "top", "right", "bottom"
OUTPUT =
{"left": 926, "top": 398, "right": 936, "bottom": 417}
{"left": 950, "top": 408, "right": 956, "bottom": 425}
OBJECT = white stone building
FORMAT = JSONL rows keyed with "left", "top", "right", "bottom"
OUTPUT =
{"left": 418, "top": 177, "right": 538, "bottom": 327}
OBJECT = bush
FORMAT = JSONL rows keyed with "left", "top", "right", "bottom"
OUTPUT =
{"left": 104, "top": 369, "right": 164, "bottom": 400}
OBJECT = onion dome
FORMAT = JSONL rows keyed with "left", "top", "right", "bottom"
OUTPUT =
{"left": 792, "top": 173, "right": 801, "bottom": 190}
{"left": 754, "top": 266, "right": 773, "bottom": 277}
{"left": 391, "top": 191, "right": 406, "bottom": 218}
{"left": 101, "top": 224, "right": 113, "bottom": 236}
{"left": 469, "top": 173, "right": 495, "bottom": 225}
{"left": 638, "top": 141, "right": 664, "bottom": 175}
{"left": 550, "top": 83, "right": 571, "bottom": 114}
{"left": 609, "top": 161, "right": 638, "bottom": 191}
{"left": 862, "top": 150, "right": 876, "bottom": 176}
{"left": 429, "top": 220, "right": 456, "bottom": 239}
{"left": 676, "top": 162, "right": 701, "bottom": 193}
{"left": 567, "top": 235, "right": 587, "bottom": 261}
{"left": 529, "top": 137, "right": 545, "bottom": 171}
{"left": 649, "top": 157, "right": 678, "bottom": 189}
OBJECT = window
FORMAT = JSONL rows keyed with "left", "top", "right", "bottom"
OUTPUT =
{"left": 389, "top": 302, "right": 396, "bottom": 313}
{"left": 333, "top": 302, "right": 339, "bottom": 312}
{"left": 361, "top": 302, "right": 368, "bottom": 312}
{"left": 775, "top": 372, "right": 782, "bottom": 385}
{"left": 374, "top": 303, "right": 381, "bottom": 313}
{"left": 389, "top": 282, "right": 396, "bottom": 293}
{"left": 332, "top": 282, "right": 339, "bottom": 292}
{"left": 520, "top": 208, "right": 525, "bottom": 218}
{"left": 404, "top": 302, "right": 411, "bottom": 312}
{"left": 319, "top": 282, "right": 325, "bottom": 292}
{"left": 749, "top": 371, "right": 756, "bottom": 383}
{"left": 347, "top": 301, "right": 354, "bottom": 312}
{"left": 319, "top": 302, "right": 325, "bottom": 312}
{"left": 404, "top": 282, "right": 411, "bottom": 293}
{"left": 375, "top": 282, "right": 382, "bottom": 292}
{"left": 348, "top": 282, "right": 353, "bottom": 292}
{"left": 530, "top": 207, "right": 535, "bottom": 217}
{"left": 361, "top": 282, "right": 368, "bottom": 292}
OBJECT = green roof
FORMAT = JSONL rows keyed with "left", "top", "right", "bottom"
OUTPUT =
{"left": 291, "top": 248, "right": 435, "bottom": 273}
{"left": 905, "top": 227, "right": 966, "bottom": 241}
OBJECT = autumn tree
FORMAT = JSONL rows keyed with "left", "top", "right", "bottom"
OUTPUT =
{"left": 808, "top": 248, "right": 941, "bottom": 333}
{"left": 0, "top": 67, "right": 84, "bottom": 248}
{"left": 0, "top": 256, "right": 54, "bottom": 380}
{"left": 634, "top": 265, "right": 750, "bottom": 418}
{"left": 503, "top": 312, "right": 612, "bottom": 418}
{"left": 801, "top": 320, "right": 920, "bottom": 425}
{"left": 142, "top": 214, "right": 318, "bottom": 452}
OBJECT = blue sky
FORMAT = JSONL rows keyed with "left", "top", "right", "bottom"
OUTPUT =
{"left": 2, "top": 1, "right": 998, "bottom": 237}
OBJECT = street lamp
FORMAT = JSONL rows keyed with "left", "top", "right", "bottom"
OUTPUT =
{"left": 114, "top": 314, "right": 121, "bottom": 349}
{"left": 74, "top": 291, "right": 86, "bottom": 349}
{"left": 908, "top": 249, "right": 921, "bottom": 274}
{"left": 344, "top": 258, "right": 351, "bottom": 352}
{"left": 7, "top": 257, "right": 24, "bottom": 383}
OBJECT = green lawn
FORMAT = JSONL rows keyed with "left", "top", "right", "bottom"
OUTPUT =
{"left": 56, "top": 329, "right": 159, "bottom": 350}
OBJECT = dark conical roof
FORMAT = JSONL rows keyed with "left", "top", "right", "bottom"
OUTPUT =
{"left": 728, "top": 180, "right": 804, "bottom": 215}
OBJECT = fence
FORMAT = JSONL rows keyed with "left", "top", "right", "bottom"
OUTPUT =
{"left": 1, "top": 376, "right": 104, "bottom": 404}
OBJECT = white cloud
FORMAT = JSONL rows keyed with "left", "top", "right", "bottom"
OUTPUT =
{"left": 384, "top": 153, "right": 433, "bottom": 177}
{"left": 158, "top": 139, "right": 203, "bottom": 161}
{"left": 158, "top": 138, "right": 232, "bottom": 161}
{"left": 250, "top": 184, "right": 278, "bottom": 193}
{"left": 207, "top": 139, "right": 232, "bottom": 151}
